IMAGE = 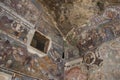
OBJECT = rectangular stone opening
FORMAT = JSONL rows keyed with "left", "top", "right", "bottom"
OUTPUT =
{"left": 30, "top": 31, "right": 50, "bottom": 53}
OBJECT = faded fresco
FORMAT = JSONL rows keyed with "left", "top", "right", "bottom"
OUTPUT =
{"left": 0, "top": 0, "right": 120, "bottom": 80}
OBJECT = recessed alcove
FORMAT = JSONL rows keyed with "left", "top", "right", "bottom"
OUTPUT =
{"left": 30, "top": 31, "right": 50, "bottom": 53}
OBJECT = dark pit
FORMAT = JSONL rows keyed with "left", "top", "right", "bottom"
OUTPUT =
{"left": 30, "top": 31, "right": 50, "bottom": 53}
